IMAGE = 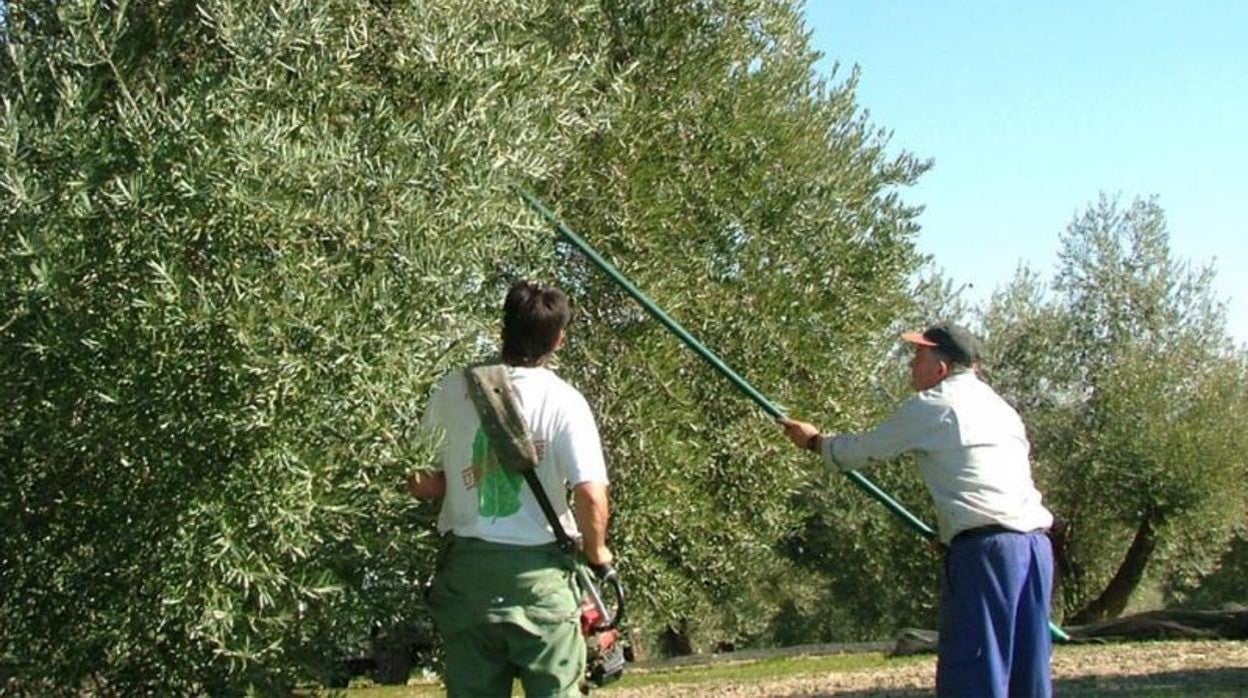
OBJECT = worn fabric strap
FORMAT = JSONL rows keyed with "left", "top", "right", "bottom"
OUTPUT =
{"left": 464, "top": 364, "right": 540, "bottom": 474}
{"left": 464, "top": 363, "right": 576, "bottom": 553}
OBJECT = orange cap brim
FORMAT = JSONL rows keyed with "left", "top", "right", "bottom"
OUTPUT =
{"left": 900, "top": 331, "right": 938, "bottom": 347}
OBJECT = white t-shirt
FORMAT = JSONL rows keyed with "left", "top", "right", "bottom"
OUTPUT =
{"left": 422, "top": 365, "right": 608, "bottom": 546}
{"left": 823, "top": 370, "right": 1053, "bottom": 544}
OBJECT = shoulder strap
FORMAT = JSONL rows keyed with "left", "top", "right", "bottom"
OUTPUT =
{"left": 464, "top": 364, "right": 576, "bottom": 553}
{"left": 463, "top": 364, "right": 539, "bottom": 473}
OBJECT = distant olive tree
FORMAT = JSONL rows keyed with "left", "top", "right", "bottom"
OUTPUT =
{"left": 1179, "top": 532, "right": 1248, "bottom": 608}
{"left": 981, "top": 195, "right": 1248, "bottom": 624}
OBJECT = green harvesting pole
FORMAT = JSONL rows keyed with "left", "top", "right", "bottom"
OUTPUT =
{"left": 515, "top": 187, "right": 1068, "bottom": 643}
{"left": 516, "top": 190, "right": 775, "bottom": 417}
{"left": 515, "top": 188, "right": 927, "bottom": 528}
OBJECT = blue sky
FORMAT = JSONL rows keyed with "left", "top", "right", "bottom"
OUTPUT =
{"left": 804, "top": 2, "right": 1248, "bottom": 341}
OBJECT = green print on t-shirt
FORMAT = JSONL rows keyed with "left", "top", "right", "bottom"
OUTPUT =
{"left": 472, "top": 427, "right": 523, "bottom": 519}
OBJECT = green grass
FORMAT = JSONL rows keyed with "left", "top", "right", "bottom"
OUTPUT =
{"left": 337, "top": 684, "right": 440, "bottom": 697}
{"left": 599, "top": 652, "right": 926, "bottom": 692}
{"left": 335, "top": 651, "right": 924, "bottom": 696}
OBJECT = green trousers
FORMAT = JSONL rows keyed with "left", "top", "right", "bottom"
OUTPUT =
{"left": 428, "top": 536, "right": 585, "bottom": 697}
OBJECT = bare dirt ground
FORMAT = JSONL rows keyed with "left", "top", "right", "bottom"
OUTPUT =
{"left": 606, "top": 640, "right": 1248, "bottom": 697}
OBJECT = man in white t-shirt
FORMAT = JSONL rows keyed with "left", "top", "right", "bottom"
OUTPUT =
{"left": 780, "top": 322, "right": 1054, "bottom": 698}
{"left": 408, "top": 280, "right": 612, "bottom": 697}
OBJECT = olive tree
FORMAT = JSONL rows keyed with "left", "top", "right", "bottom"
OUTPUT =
{"left": 3, "top": 1, "right": 937, "bottom": 688}
{"left": 1, "top": 0, "right": 621, "bottom": 690}
{"left": 981, "top": 195, "right": 1248, "bottom": 623}
{"left": 540, "top": 0, "right": 931, "bottom": 649}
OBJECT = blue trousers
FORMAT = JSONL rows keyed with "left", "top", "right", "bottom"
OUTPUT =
{"left": 937, "top": 530, "right": 1054, "bottom": 698}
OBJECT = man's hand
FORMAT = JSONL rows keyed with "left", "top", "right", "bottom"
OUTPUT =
{"left": 583, "top": 544, "right": 615, "bottom": 568}
{"left": 407, "top": 471, "right": 446, "bottom": 500}
{"left": 778, "top": 417, "right": 821, "bottom": 451}
{"left": 590, "top": 560, "right": 618, "bottom": 582}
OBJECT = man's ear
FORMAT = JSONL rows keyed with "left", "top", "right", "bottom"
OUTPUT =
{"left": 554, "top": 329, "right": 566, "bottom": 352}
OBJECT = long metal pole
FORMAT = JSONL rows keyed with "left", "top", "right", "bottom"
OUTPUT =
{"left": 515, "top": 186, "right": 1068, "bottom": 642}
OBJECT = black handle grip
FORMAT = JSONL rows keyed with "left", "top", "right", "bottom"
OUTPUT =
{"left": 602, "top": 567, "right": 624, "bottom": 629}
{"left": 584, "top": 563, "right": 626, "bottom": 631}
{"left": 591, "top": 562, "right": 616, "bottom": 581}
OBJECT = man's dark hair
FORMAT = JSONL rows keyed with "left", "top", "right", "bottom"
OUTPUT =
{"left": 501, "top": 280, "right": 572, "bottom": 365}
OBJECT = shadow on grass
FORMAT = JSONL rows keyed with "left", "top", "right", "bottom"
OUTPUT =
{"left": 793, "top": 667, "right": 1248, "bottom": 697}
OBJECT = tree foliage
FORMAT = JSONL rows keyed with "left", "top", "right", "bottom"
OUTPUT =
{"left": 1179, "top": 531, "right": 1248, "bottom": 609}
{"left": 981, "top": 195, "right": 1248, "bottom": 623}
{"left": 541, "top": 0, "right": 931, "bottom": 649}
{"left": 2, "top": 0, "right": 622, "bottom": 691}
{"left": 1, "top": 0, "right": 931, "bottom": 688}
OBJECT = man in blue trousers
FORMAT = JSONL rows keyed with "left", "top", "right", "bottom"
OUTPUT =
{"left": 780, "top": 322, "right": 1054, "bottom": 697}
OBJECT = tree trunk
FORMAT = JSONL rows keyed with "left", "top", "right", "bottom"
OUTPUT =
{"left": 1069, "top": 514, "right": 1157, "bottom": 624}
{"left": 1047, "top": 518, "right": 1077, "bottom": 606}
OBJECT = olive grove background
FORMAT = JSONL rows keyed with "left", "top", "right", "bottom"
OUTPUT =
{"left": 980, "top": 195, "right": 1248, "bottom": 624}
{"left": 3, "top": 1, "right": 1245, "bottom": 692}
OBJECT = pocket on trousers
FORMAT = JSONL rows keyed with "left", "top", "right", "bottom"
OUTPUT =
{"left": 519, "top": 569, "right": 578, "bottom": 625}
{"left": 426, "top": 563, "right": 487, "bottom": 638}
{"left": 940, "top": 547, "right": 985, "bottom": 664}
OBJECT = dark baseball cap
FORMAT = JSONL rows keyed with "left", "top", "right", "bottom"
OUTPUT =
{"left": 901, "top": 322, "right": 981, "bottom": 367}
